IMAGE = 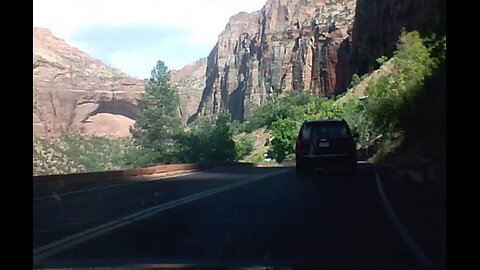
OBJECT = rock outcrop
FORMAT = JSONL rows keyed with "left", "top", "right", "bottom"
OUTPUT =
{"left": 33, "top": 27, "right": 146, "bottom": 138}
{"left": 192, "top": 0, "right": 357, "bottom": 121}
{"left": 347, "top": 0, "right": 446, "bottom": 77}
{"left": 170, "top": 58, "right": 207, "bottom": 123}
{"left": 35, "top": 0, "right": 445, "bottom": 132}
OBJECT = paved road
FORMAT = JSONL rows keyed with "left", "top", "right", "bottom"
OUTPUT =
{"left": 33, "top": 164, "right": 431, "bottom": 269}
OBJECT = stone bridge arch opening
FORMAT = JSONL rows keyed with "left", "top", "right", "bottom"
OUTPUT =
{"left": 77, "top": 100, "right": 141, "bottom": 138}
{"left": 94, "top": 100, "right": 140, "bottom": 120}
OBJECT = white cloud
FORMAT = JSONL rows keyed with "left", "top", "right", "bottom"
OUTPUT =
{"left": 33, "top": 0, "right": 266, "bottom": 78}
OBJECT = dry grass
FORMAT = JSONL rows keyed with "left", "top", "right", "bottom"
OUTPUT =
{"left": 33, "top": 135, "right": 130, "bottom": 176}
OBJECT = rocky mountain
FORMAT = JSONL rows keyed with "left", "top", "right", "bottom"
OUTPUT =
{"left": 188, "top": 0, "right": 445, "bottom": 122}
{"left": 33, "top": 27, "right": 146, "bottom": 138}
{"left": 348, "top": 0, "right": 446, "bottom": 77}
{"left": 34, "top": 0, "right": 445, "bottom": 133}
{"left": 170, "top": 58, "right": 207, "bottom": 123}
{"left": 191, "top": 0, "right": 357, "bottom": 122}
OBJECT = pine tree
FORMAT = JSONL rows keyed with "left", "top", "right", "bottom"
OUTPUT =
{"left": 127, "top": 60, "right": 182, "bottom": 166}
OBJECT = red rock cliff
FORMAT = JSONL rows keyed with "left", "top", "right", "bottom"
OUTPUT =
{"left": 170, "top": 58, "right": 207, "bottom": 123}
{"left": 33, "top": 27, "right": 146, "bottom": 138}
{"left": 192, "top": 0, "right": 357, "bottom": 121}
{"left": 347, "top": 0, "right": 446, "bottom": 77}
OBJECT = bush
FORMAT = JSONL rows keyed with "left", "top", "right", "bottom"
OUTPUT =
{"left": 34, "top": 134, "right": 130, "bottom": 175}
{"left": 233, "top": 133, "right": 254, "bottom": 160}
{"left": 363, "top": 31, "right": 440, "bottom": 142}
{"left": 340, "top": 30, "right": 445, "bottom": 159}
{"left": 176, "top": 113, "right": 235, "bottom": 164}
{"left": 245, "top": 91, "right": 320, "bottom": 130}
{"left": 268, "top": 117, "right": 302, "bottom": 163}
{"left": 342, "top": 98, "right": 377, "bottom": 149}
{"left": 244, "top": 91, "right": 349, "bottom": 163}
{"left": 350, "top": 74, "right": 362, "bottom": 88}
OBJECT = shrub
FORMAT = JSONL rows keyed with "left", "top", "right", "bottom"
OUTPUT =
{"left": 268, "top": 117, "right": 302, "bottom": 163}
{"left": 233, "top": 133, "right": 254, "bottom": 160}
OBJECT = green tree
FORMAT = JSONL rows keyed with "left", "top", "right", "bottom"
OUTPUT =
{"left": 127, "top": 60, "right": 182, "bottom": 167}
{"left": 363, "top": 31, "right": 438, "bottom": 139}
{"left": 175, "top": 113, "right": 235, "bottom": 164}
{"left": 209, "top": 114, "right": 235, "bottom": 162}
{"left": 344, "top": 30, "right": 445, "bottom": 159}
{"left": 268, "top": 117, "right": 301, "bottom": 163}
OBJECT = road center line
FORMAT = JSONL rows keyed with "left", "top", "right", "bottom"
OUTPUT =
{"left": 374, "top": 169, "right": 433, "bottom": 269}
{"left": 33, "top": 168, "right": 291, "bottom": 263}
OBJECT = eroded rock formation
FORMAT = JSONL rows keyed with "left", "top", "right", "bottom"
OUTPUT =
{"left": 170, "top": 58, "right": 207, "bottom": 123}
{"left": 33, "top": 27, "right": 145, "bottom": 137}
{"left": 348, "top": 0, "right": 446, "bottom": 77}
{"left": 192, "top": 0, "right": 357, "bottom": 121}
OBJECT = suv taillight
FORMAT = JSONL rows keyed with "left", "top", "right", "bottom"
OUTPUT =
{"left": 296, "top": 137, "right": 304, "bottom": 151}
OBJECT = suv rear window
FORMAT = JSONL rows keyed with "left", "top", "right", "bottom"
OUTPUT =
{"left": 300, "top": 121, "right": 350, "bottom": 139}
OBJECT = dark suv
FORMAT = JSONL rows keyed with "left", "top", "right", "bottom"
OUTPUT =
{"left": 295, "top": 119, "right": 357, "bottom": 175}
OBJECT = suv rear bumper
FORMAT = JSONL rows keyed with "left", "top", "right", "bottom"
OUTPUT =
{"left": 297, "top": 153, "right": 356, "bottom": 168}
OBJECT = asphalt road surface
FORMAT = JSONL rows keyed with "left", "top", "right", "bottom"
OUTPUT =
{"left": 33, "top": 164, "right": 432, "bottom": 269}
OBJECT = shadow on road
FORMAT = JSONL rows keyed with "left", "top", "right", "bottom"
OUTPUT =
{"left": 296, "top": 163, "right": 374, "bottom": 182}
{"left": 33, "top": 164, "right": 279, "bottom": 199}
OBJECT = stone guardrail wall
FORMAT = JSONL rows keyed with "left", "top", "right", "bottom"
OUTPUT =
{"left": 33, "top": 163, "right": 254, "bottom": 198}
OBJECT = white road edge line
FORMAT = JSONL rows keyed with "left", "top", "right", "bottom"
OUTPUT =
{"left": 374, "top": 168, "right": 433, "bottom": 269}
{"left": 33, "top": 171, "right": 201, "bottom": 201}
{"left": 33, "top": 168, "right": 291, "bottom": 263}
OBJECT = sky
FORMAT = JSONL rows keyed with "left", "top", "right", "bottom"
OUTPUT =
{"left": 33, "top": 0, "right": 266, "bottom": 79}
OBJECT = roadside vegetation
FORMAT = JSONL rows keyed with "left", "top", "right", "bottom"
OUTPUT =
{"left": 33, "top": 134, "right": 130, "bottom": 175}
{"left": 34, "top": 30, "right": 445, "bottom": 179}
{"left": 240, "top": 30, "right": 446, "bottom": 164}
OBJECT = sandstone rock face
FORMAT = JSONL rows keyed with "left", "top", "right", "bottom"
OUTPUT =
{"left": 170, "top": 58, "right": 207, "bottom": 123}
{"left": 193, "top": 0, "right": 357, "bottom": 121}
{"left": 348, "top": 0, "right": 446, "bottom": 77}
{"left": 33, "top": 27, "right": 146, "bottom": 138}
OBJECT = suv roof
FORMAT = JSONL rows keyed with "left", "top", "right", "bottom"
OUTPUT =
{"left": 303, "top": 119, "right": 346, "bottom": 124}
{"left": 299, "top": 119, "right": 352, "bottom": 138}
